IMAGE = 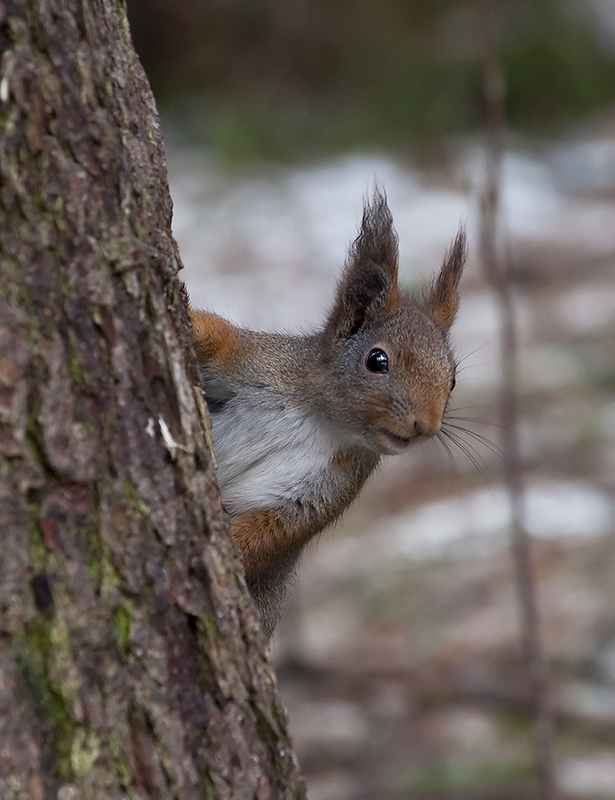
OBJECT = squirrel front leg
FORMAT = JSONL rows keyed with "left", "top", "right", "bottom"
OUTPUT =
{"left": 229, "top": 450, "right": 372, "bottom": 576}
{"left": 230, "top": 508, "right": 325, "bottom": 577}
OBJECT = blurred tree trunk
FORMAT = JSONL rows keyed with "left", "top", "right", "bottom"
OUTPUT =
{"left": 0, "top": 1, "right": 305, "bottom": 798}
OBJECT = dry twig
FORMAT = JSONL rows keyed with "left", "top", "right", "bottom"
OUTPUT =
{"left": 477, "top": 3, "right": 560, "bottom": 798}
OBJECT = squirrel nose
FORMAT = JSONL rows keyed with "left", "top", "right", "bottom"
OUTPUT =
{"left": 414, "top": 416, "right": 441, "bottom": 438}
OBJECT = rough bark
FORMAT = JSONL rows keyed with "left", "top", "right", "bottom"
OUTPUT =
{"left": 0, "top": 1, "right": 305, "bottom": 798}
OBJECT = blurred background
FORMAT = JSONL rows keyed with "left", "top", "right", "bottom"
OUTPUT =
{"left": 126, "top": 1, "right": 615, "bottom": 797}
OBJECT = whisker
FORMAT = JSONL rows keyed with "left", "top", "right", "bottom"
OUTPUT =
{"left": 446, "top": 413, "right": 537, "bottom": 448}
{"left": 455, "top": 362, "right": 498, "bottom": 375}
{"left": 436, "top": 431, "right": 460, "bottom": 479}
{"left": 445, "top": 429, "right": 491, "bottom": 471}
{"left": 440, "top": 429, "right": 492, "bottom": 491}
{"left": 443, "top": 428, "right": 486, "bottom": 468}
{"left": 446, "top": 412, "right": 508, "bottom": 431}
{"left": 443, "top": 422, "right": 508, "bottom": 463}
{"left": 446, "top": 404, "right": 498, "bottom": 413}
{"left": 455, "top": 337, "right": 499, "bottom": 367}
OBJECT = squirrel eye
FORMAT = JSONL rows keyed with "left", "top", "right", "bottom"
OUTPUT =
{"left": 365, "top": 348, "right": 389, "bottom": 374}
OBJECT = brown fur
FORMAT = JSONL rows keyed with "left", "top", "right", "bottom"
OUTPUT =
{"left": 232, "top": 504, "right": 336, "bottom": 577}
{"left": 189, "top": 310, "right": 243, "bottom": 366}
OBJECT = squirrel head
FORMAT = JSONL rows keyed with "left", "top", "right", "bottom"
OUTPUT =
{"left": 317, "top": 189, "right": 466, "bottom": 456}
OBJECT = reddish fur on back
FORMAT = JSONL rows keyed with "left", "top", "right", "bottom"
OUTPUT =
{"left": 189, "top": 309, "right": 243, "bottom": 368}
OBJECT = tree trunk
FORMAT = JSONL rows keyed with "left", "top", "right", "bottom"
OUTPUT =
{"left": 0, "top": 1, "right": 305, "bottom": 798}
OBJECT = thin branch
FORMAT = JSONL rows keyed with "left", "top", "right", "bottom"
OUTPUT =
{"left": 477, "top": 3, "right": 561, "bottom": 798}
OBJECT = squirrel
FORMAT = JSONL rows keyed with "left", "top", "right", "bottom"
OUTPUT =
{"left": 189, "top": 190, "right": 466, "bottom": 638}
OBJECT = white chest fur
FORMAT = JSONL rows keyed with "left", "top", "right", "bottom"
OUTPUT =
{"left": 211, "top": 393, "right": 339, "bottom": 517}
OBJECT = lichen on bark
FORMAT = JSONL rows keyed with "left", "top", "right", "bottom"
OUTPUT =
{"left": 0, "top": 0, "right": 305, "bottom": 797}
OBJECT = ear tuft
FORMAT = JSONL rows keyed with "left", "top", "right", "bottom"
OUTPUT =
{"left": 323, "top": 188, "right": 399, "bottom": 345}
{"left": 349, "top": 188, "right": 399, "bottom": 282}
{"left": 425, "top": 228, "right": 466, "bottom": 332}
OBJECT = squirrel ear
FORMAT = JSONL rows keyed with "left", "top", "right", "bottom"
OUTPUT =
{"left": 425, "top": 228, "right": 466, "bottom": 332}
{"left": 323, "top": 189, "right": 399, "bottom": 343}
